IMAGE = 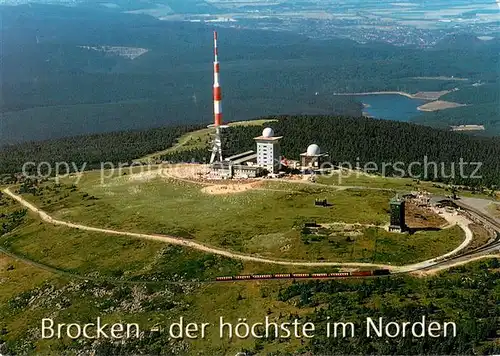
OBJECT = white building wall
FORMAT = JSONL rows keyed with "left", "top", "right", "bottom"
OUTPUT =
{"left": 257, "top": 141, "right": 280, "bottom": 173}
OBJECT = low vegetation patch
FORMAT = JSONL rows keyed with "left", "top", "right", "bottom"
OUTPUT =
{"left": 7, "top": 179, "right": 466, "bottom": 265}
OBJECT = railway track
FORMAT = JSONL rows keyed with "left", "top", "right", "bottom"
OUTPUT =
{"left": 1, "top": 188, "right": 499, "bottom": 284}
{"left": 455, "top": 200, "right": 500, "bottom": 232}
{"left": 214, "top": 198, "right": 500, "bottom": 281}
{"left": 410, "top": 200, "right": 500, "bottom": 273}
{"left": 215, "top": 270, "right": 390, "bottom": 281}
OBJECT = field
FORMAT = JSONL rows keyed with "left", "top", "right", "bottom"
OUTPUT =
{"left": 1, "top": 245, "right": 499, "bottom": 354}
{"left": 315, "top": 173, "right": 496, "bottom": 199}
{"left": 315, "top": 173, "right": 439, "bottom": 192}
{"left": 0, "top": 251, "right": 312, "bottom": 354}
{"left": 0, "top": 190, "right": 322, "bottom": 354}
{"left": 6, "top": 166, "right": 465, "bottom": 266}
{"left": 1, "top": 168, "right": 497, "bottom": 355}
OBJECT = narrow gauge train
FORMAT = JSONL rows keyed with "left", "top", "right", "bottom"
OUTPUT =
{"left": 215, "top": 269, "right": 390, "bottom": 281}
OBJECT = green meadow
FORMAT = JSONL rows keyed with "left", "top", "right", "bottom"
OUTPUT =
{"left": 10, "top": 168, "right": 465, "bottom": 264}
{"left": 0, "top": 170, "right": 491, "bottom": 356}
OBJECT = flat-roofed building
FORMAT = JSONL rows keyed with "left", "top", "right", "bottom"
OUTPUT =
{"left": 210, "top": 150, "right": 264, "bottom": 178}
{"left": 389, "top": 195, "right": 406, "bottom": 232}
{"left": 254, "top": 127, "right": 282, "bottom": 174}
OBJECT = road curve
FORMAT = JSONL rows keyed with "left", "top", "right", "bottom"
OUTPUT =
{"left": 0, "top": 187, "right": 491, "bottom": 273}
{"left": 2, "top": 188, "right": 400, "bottom": 271}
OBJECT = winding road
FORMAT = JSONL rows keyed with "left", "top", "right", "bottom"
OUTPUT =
{"left": 1, "top": 187, "right": 399, "bottom": 270}
{"left": 3, "top": 187, "right": 499, "bottom": 279}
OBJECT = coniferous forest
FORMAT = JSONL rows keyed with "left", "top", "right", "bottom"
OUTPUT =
{"left": 1, "top": 4, "right": 498, "bottom": 143}
{"left": 163, "top": 115, "right": 500, "bottom": 187}
{"left": 0, "top": 124, "right": 204, "bottom": 176}
{"left": 2, "top": 115, "right": 499, "bottom": 188}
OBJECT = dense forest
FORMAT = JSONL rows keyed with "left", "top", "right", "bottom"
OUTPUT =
{"left": 1, "top": 4, "right": 498, "bottom": 143}
{"left": 2, "top": 115, "right": 499, "bottom": 187}
{"left": 0, "top": 124, "right": 203, "bottom": 176}
{"left": 2, "top": 115, "right": 499, "bottom": 186}
{"left": 273, "top": 260, "right": 499, "bottom": 355}
{"left": 412, "top": 84, "right": 500, "bottom": 135}
{"left": 2, "top": 258, "right": 497, "bottom": 355}
{"left": 162, "top": 115, "right": 500, "bottom": 187}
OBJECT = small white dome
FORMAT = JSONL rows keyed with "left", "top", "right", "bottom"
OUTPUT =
{"left": 262, "top": 127, "right": 274, "bottom": 138}
{"left": 306, "top": 144, "right": 321, "bottom": 156}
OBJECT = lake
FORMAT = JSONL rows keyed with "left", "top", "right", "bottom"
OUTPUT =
{"left": 354, "top": 94, "right": 428, "bottom": 122}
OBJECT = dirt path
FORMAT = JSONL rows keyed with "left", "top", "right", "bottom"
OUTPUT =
{"left": 0, "top": 187, "right": 482, "bottom": 274}
{"left": 398, "top": 209, "right": 474, "bottom": 272}
{"left": 415, "top": 254, "right": 500, "bottom": 276}
{"left": 2, "top": 187, "right": 401, "bottom": 271}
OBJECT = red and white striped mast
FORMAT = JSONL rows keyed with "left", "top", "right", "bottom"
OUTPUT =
{"left": 209, "top": 30, "right": 227, "bottom": 163}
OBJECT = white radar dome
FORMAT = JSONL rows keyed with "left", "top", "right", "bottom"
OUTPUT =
{"left": 306, "top": 144, "right": 321, "bottom": 156}
{"left": 262, "top": 127, "right": 274, "bottom": 138}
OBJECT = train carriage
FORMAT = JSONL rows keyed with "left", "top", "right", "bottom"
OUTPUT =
{"left": 216, "top": 269, "right": 390, "bottom": 281}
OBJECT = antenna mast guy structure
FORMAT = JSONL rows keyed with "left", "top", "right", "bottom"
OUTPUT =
{"left": 209, "top": 31, "right": 228, "bottom": 163}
